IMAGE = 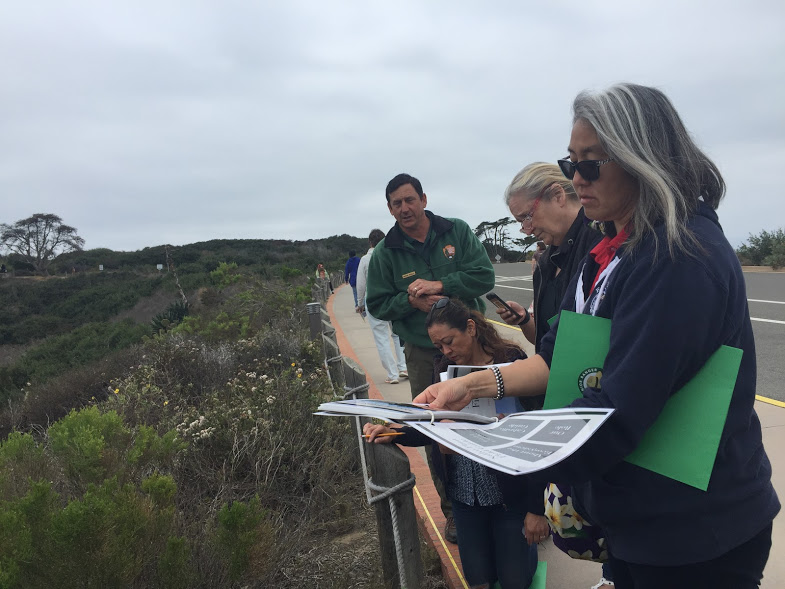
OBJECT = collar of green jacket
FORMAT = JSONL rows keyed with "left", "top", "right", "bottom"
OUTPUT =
{"left": 383, "top": 211, "right": 454, "bottom": 249}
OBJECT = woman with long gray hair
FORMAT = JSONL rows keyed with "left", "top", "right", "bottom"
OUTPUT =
{"left": 414, "top": 83, "right": 779, "bottom": 589}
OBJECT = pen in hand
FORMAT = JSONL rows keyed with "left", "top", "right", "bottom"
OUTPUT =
{"left": 362, "top": 432, "right": 404, "bottom": 438}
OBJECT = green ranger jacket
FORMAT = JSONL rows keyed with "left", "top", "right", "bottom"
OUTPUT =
{"left": 366, "top": 211, "right": 495, "bottom": 348}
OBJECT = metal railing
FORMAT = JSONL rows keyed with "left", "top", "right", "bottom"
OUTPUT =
{"left": 307, "top": 293, "right": 423, "bottom": 589}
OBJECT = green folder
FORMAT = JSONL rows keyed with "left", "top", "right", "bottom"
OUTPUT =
{"left": 543, "top": 311, "right": 742, "bottom": 490}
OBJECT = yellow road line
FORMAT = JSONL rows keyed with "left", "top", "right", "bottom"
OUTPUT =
{"left": 413, "top": 485, "right": 468, "bottom": 589}
{"left": 490, "top": 317, "right": 785, "bottom": 410}
{"left": 756, "top": 395, "right": 785, "bottom": 408}
{"left": 489, "top": 318, "right": 519, "bottom": 331}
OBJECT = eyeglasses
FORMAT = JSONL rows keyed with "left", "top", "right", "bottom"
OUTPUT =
{"left": 519, "top": 195, "right": 542, "bottom": 233}
{"left": 557, "top": 157, "right": 614, "bottom": 182}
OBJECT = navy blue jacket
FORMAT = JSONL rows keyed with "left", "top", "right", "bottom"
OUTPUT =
{"left": 344, "top": 256, "right": 361, "bottom": 287}
{"left": 533, "top": 209, "right": 601, "bottom": 352}
{"left": 536, "top": 202, "right": 780, "bottom": 565}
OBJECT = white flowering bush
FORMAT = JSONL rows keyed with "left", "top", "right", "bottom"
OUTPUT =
{"left": 104, "top": 285, "right": 371, "bottom": 586}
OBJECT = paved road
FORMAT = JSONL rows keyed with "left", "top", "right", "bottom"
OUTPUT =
{"left": 486, "top": 263, "right": 785, "bottom": 403}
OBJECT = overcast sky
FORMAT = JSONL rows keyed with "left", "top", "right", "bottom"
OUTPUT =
{"left": 2, "top": 1, "right": 783, "bottom": 252}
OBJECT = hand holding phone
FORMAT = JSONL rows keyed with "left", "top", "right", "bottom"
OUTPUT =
{"left": 485, "top": 292, "right": 521, "bottom": 320}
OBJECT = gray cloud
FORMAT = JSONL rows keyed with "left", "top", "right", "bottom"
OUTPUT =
{"left": 1, "top": 0, "right": 783, "bottom": 251}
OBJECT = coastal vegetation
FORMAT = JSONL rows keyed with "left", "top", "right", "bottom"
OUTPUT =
{"left": 0, "top": 236, "right": 448, "bottom": 588}
{"left": 736, "top": 227, "right": 785, "bottom": 269}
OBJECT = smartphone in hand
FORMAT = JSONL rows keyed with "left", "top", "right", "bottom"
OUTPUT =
{"left": 485, "top": 292, "right": 521, "bottom": 320}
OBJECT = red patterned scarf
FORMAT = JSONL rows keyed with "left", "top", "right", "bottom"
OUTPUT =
{"left": 589, "top": 228, "right": 629, "bottom": 291}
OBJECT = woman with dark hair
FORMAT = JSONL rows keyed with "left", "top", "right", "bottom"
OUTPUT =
{"left": 414, "top": 83, "right": 779, "bottom": 589}
{"left": 364, "top": 297, "right": 540, "bottom": 589}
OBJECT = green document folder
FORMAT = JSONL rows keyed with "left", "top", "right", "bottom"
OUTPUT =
{"left": 543, "top": 311, "right": 742, "bottom": 490}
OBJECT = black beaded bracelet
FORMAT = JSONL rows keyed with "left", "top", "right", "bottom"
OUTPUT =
{"left": 490, "top": 366, "right": 505, "bottom": 401}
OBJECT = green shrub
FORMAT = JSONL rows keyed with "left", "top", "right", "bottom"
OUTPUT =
{"left": 0, "top": 276, "right": 395, "bottom": 587}
{"left": 151, "top": 300, "right": 190, "bottom": 333}
{"left": 0, "top": 481, "right": 54, "bottom": 587}
{"left": 48, "top": 407, "right": 128, "bottom": 487}
{"left": 763, "top": 240, "right": 785, "bottom": 270}
{"left": 0, "top": 432, "right": 46, "bottom": 499}
{"left": 0, "top": 315, "right": 68, "bottom": 346}
{"left": 278, "top": 265, "right": 303, "bottom": 280}
{"left": 140, "top": 472, "right": 177, "bottom": 507}
{"left": 35, "top": 477, "right": 180, "bottom": 588}
{"left": 158, "top": 536, "right": 193, "bottom": 589}
{"left": 129, "top": 427, "right": 183, "bottom": 467}
{"left": 737, "top": 227, "right": 785, "bottom": 266}
{"left": 2, "top": 346, "right": 141, "bottom": 435}
{"left": 0, "top": 411, "right": 188, "bottom": 587}
{"left": 0, "top": 273, "right": 162, "bottom": 345}
{"left": 6, "top": 320, "right": 149, "bottom": 388}
{"left": 47, "top": 407, "right": 181, "bottom": 491}
{"left": 173, "top": 310, "right": 250, "bottom": 341}
{"left": 216, "top": 496, "right": 272, "bottom": 581}
{"left": 210, "top": 261, "right": 243, "bottom": 288}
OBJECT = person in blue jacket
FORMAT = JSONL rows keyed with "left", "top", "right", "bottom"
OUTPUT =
{"left": 414, "top": 83, "right": 779, "bottom": 589}
{"left": 344, "top": 250, "right": 361, "bottom": 306}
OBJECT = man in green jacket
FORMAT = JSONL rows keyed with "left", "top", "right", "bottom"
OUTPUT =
{"left": 366, "top": 172, "right": 495, "bottom": 541}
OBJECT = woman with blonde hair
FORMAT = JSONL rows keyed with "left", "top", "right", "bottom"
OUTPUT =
{"left": 501, "top": 163, "right": 602, "bottom": 352}
{"left": 502, "top": 163, "right": 611, "bottom": 586}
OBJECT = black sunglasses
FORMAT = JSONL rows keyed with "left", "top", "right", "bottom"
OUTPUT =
{"left": 431, "top": 297, "right": 449, "bottom": 312}
{"left": 425, "top": 297, "right": 450, "bottom": 322}
{"left": 557, "top": 157, "right": 613, "bottom": 182}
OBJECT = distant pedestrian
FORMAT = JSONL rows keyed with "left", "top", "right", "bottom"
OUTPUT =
{"left": 344, "top": 250, "right": 361, "bottom": 307}
{"left": 315, "top": 263, "right": 333, "bottom": 294}
{"left": 531, "top": 241, "right": 546, "bottom": 273}
{"left": 356, "top": 230, "right": 408, "bottom": 384}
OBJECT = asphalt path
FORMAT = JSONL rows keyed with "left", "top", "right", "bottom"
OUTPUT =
{"left": 485, "top": 263, "right": 785, "bottom": 403}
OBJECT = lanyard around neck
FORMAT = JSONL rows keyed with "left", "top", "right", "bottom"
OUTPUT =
{"left": 575, "top": 255, "right": 622, "bottom": 316}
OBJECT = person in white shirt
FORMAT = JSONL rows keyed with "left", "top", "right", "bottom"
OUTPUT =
{"left": 356, "top": 229, "right": 408, "bottom": 384}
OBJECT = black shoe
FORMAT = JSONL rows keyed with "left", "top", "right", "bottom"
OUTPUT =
{"left": 444, "top": 517, "right": 457, "bottom": 544}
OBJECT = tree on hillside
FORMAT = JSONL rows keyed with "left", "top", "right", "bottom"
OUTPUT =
{"left": 0, "top": 213, "right": 85, "bottom": 274}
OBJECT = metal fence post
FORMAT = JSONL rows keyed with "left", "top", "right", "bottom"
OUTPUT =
{"left": 306, "top": 302, "right": 321, "bottom": 340}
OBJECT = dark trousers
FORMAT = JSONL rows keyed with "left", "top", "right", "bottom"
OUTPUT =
{"left": 403, "top": 342, "right": 451, "bottom": 519}
{"left": 451, "top": 499, "right": 538, "bottom": 588}
{"left": 609, "top": 522, "right": 772, "bottom": 589}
